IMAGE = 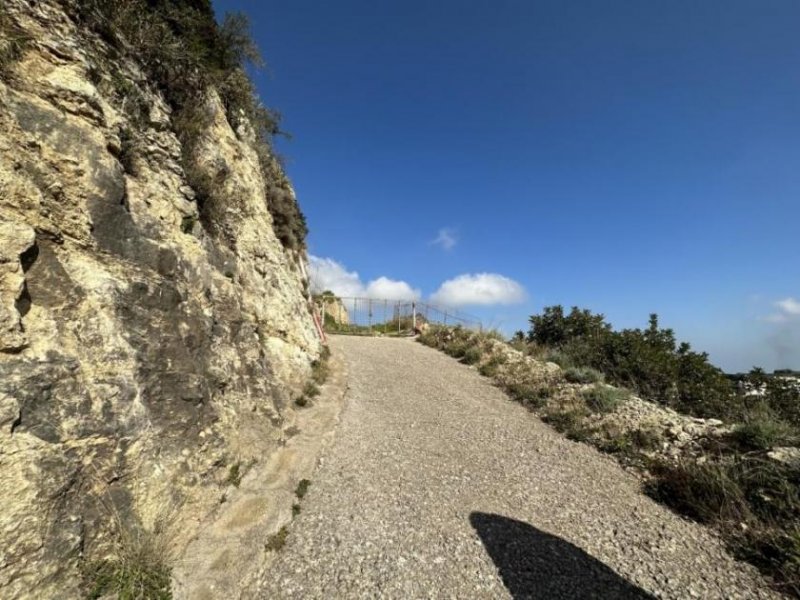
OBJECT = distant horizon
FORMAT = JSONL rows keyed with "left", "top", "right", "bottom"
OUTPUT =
{"left": 213, "top": 0, "right": 800, "bottom": 372}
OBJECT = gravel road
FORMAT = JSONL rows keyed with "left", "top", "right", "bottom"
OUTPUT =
{"left": 253, "top": 336, "right": 778, "bottom": 599}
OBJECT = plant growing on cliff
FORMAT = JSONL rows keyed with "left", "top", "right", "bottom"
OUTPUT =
{"left": 84, "top": 524, "right": 172, "bottom": 600}
{"left": 65, "top": 0, "right": 308, "bottom": 250}
{"left": 295, "top": 479, "right": 311, "bottom": 499}
{"left": 227, "top": 462, "right": 242, "bottom": 487}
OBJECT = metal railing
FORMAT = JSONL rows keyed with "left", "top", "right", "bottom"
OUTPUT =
{"left": 315, "top": 296, "right": 482, "bottom": 336}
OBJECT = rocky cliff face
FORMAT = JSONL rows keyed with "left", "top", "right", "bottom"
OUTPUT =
{"left": 0, "top": 2, "right": 320, "bottom": 597}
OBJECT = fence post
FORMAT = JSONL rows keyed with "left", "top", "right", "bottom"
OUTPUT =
{"left": 412, "top": 302, "right": 416, "bottom": 333}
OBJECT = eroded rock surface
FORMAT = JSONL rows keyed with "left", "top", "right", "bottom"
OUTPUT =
{"left": 0, "top": 2, "right": 319, "bottom": 597}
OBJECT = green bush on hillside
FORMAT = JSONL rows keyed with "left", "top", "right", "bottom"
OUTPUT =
{"left": 563, "top": 366, "right": 604, "bottom": 384}
{"left": 528, "top": 306, "right": 736, "bottom": 419}
{"left": 581, "top": 385, "right": 628, "bottom": 414}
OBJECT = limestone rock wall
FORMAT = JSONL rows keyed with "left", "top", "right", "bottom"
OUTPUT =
{"left": 0, "top": 2, "right": 320, "bottom": 597}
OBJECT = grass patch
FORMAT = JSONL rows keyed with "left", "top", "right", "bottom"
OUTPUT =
{"left": 646, "top": 459, "right": 750, "bottom": 524}
{"left": 564, "top": 366, "right": 604, "bottom": 384}
{"left": 295, "top": 479, "right": 311, "bottom": 499}
{"left": 264, "top": 526, "right": 289, "bottom": 552}
{"left": 292, "top": 503, "right": 301, "bottom": 517}
{"left": 311, "top": 346, "right": 331, "bottom": 385}
{"left": 646, "top": 457, "right": 800, "bottom": 592}
{"left": 84, "top": 525, "right": 171, "bottom": 600}
{"left": 582, "top": 385, "right": 628, "bottom": 414}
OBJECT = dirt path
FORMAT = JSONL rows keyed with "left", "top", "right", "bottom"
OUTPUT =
{"left": 247, "top": 335, "right": 778, "bottom": 599}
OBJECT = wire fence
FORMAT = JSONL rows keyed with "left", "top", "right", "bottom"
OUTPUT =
{"left": 315, "top": 296, "right": 482, "bottom": 336}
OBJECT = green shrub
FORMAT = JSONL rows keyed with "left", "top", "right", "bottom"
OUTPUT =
{"left": 762, "top": 375, "right": 800, "bottom": 429}
{"left": 582, "top": 385, "right": 628, "bottom": 414}
{"left": 543, "top": 349, "right": 573, "bottom": 368}
{"left": 528, "top": 306, "right": 735, "bottom": 419}
{"left": 478, "top": 355, "right": 506, "bottom": 378}
{"left": 646, "top": 459, "right": 750, "bottom": 524}
{"left": 543, "top": 409, "right": 591, "bottom": 441}
{"left": 732, "top": 415, "right": 798, "bottom": 451}
{"left": 264, "top": 526, "right": 289, "bottom": 552}
{"left": 564, "top": 366, "right": 604, "bottom": 384}
{"left": 461, "top": 347, "right": 482, "bottom": 365}
{"left": 227, "top": 462, "right": 242, "bottom": 487}
{"left": 629, "top": 427, "right": 664, "bottom": 451}
{"left": 445, "top": 342, "right": 468, "bottom": 359}
{"left": 597, "top": 432, "right": 633, "bottom": 455}
{"left": 483, "top": 329, "right": 505, "bottom": 342}
{"left": 504, "top": 381, "right": 552, "bottom": 409}
{"left": 647, "top": 457, "right": 800, "bottom": 592}
{"left": 738, "top": 526, "right": 800, "bottom": 593}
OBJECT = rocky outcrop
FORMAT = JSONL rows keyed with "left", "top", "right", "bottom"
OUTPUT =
{"left": 317, "top": 294, "right": 350, "bottom": 325}
{"left": 0, "top": 2, "right": 320, "bottom": 597}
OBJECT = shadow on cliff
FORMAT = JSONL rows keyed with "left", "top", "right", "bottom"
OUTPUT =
{"left": 470, "top": 512, "right": 656, "bottom": 599}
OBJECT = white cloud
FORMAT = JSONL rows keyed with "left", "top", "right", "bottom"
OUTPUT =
{"left": 308, "top": 256, "right": 420, "bottom": 301}
{"left": 430, "top": 273, "right": 527, "bottom": 307}
{"left": 431, "top": 228, "right": 457, "bottom": 251}
{"left": 763, "top": 297, "right": 800, "bottom": 323}
{"left": 365, "top": 277, "right": 420, "bottom": 301}
{"left": 308, "top": 256, "right": 364, "bottom": 297}
{"left": 776, "top": 298, "right": 800, "bottom": 316}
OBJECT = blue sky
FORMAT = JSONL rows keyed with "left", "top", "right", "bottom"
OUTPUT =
{"left": 212, "top": 0, "right": 800, "bottom": 372}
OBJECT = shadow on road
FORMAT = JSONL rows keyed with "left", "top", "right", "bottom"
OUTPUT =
{"left": 470, "top": 512, "right": 656, "bottom": 599}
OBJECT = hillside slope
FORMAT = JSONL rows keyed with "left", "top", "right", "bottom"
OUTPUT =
{"left": 0, "top": 1, "right": 320, "bottom": 597}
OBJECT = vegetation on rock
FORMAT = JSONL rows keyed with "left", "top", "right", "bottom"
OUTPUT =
{"left": 0, "top": 0, "right": 28, "bottom": 75}
{"left": 84, "top": 525, "right": 172, "bottom": 600}
{"left": 62, "top": 0, "right": 307, "bottom": 249}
